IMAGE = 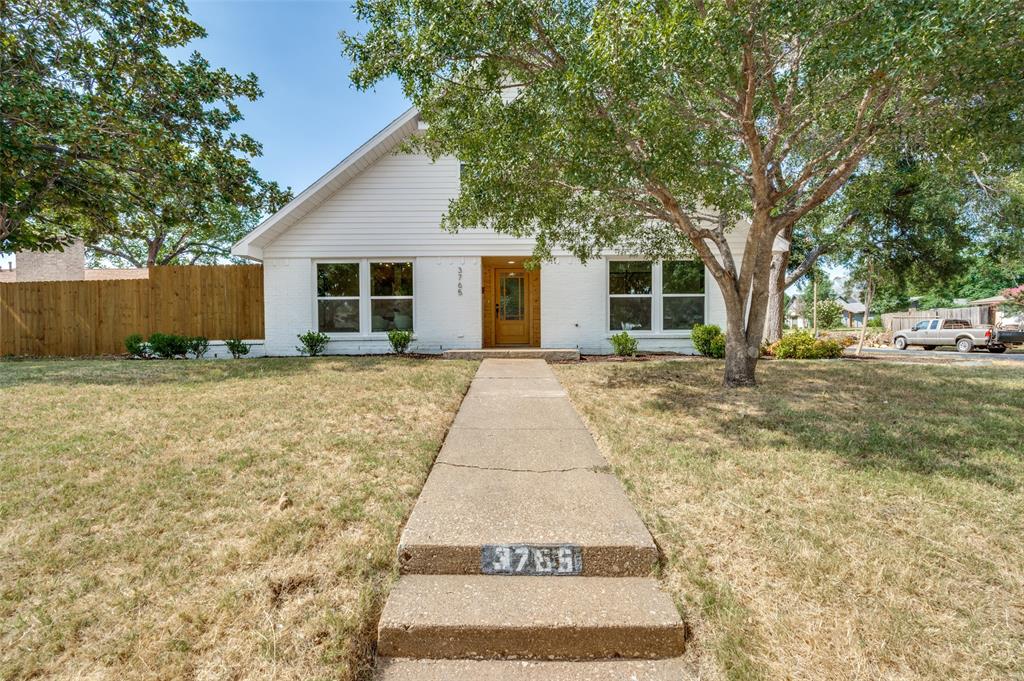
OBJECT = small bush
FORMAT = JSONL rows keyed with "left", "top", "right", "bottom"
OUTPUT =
{"left": 867, "top": 316, "right": 883, "bottom": 328}
{"left": 610, "top": 331, "right": 639, "bottom": 357}
{"left": 692, "top": 324, "right": 726, "bottom": 359}
{"left": 771, "top": 331, "right": 844, "bottom": 359}
{"left": 147, "top": 332, "right": 189, "bottom": 359}
{"left": 296, "top": 330, "right": 330, "bottom": 356}
{"left": 224, "top": 338, "right": 250, "bottom": 359}
{"left": 387, "top": 329, "right": 413, "bottom": 354}
{"left": 815, "top": 299, "right": 844, "bottom": 329}
{"left": 124, "top": 334, "right": 150, "bottom": 359}
{"left": 187, "top": 336, "right": 209, "bottom": 359}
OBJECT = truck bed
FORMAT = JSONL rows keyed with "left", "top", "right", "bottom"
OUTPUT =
{"left": 994, "top": 329, "right": 1024, "bottom": 346}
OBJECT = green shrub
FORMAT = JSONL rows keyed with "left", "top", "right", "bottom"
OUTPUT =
{"left": 709, "top": 333, "right": 726, "bottom": 359}
{"left": 224, "top": 337, "right": 250, "bottom": 359}
{"left": 867, "top": 315, "right": 883, "bottom": 328}
{"left": 815, "top": 299, "right": 844, "bottom": 329}
{"left": 610, "top": 331, "right": 639, "bottom": 357}
{"left": 771, "top": 331, "right": 844, "bottom": 359}
{"left": 187, "top": 336, "right": 209, "bottom": 359}
{"left": 147, "top": 332, "right": 189, "bottom": 359}
{"left": 296, "top": 330, "right": 330, "bottom": 356}
{"left": 692, "top": 324, "right": 726, "bottom": 358}
{"left": 124, "top": 334, "right": 150, "bottom": 359}
{"left": 387, "top": 329, "right": 413, "bottom": 354}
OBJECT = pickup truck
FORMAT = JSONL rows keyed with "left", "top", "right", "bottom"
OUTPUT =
{"left": 893, "top": 318, "right": 1024, "bottom": 353}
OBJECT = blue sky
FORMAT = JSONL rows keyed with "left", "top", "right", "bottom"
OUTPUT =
{"left": 183, "top": 0, "right": 410, "bottom": 193}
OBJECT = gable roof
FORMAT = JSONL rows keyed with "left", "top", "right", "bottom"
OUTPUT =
{"left": 232, "top": 107, "right": 421, "bottom": 260}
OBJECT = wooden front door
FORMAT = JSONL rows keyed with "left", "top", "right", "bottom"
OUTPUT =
{"left": 494, "top": 268, "right": 530, "bottom": 346}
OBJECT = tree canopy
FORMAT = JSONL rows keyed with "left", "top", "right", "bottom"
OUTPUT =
{"left": 1, "top": 0, "right": 286, "bottom": 255}
{"left": 343, "top": 0, "right": 1024, "bottom": 386}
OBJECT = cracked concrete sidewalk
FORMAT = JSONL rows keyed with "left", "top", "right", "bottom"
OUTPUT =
{"left": 396, "top": 358, "right": 659, "bottom": 577}
{"left": 375, "top": 359, "right": 689, "bottom": 677}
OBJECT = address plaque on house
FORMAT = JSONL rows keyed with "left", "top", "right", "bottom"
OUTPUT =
{"left": 481, "top": 544, "right": 583, "bottom": 576}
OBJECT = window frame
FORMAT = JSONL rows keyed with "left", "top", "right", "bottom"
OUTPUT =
{"left": 315, "top": 260, "right": 362, "bottom": 335}
{"left": 606, "top": 257, "right": 708, "bottom": 337}
{"left": 607, "top": 259, "right": 654, "bottom": 332}
{"left": 311, "top": 258, "right": 416, "bottom": 338}
{"left": 369, "top": 259, "right": 415, "bottom": 334}
{"left": 660, "top": 260, "right": 706, "bottom": 332}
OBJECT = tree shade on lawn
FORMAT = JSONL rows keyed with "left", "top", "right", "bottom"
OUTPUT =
{"left": 341, "top": 0, "right": 1024, "bottom": 386}
{"left": 555, "top": 359, "right": 1024, "bottom": 679}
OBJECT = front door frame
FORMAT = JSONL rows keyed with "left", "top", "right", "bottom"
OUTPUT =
{"left": 482, "top": 257, "right": 540, "bottom": 348}
{"left": 494, "top": 267, "right": 530, "bottom": 346}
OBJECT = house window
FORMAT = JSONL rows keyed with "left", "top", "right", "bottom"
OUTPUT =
{"left": 609, "top": 261, "right": 652, "bottom": 331}
{"left": 608, "top": 259, "right": 706, "bottom": 333}
{"left": 370, "top": 262, "right": 414, "bottom": 332}
{"left": 317, "top": 263, "right": 360, "bottom": 333}
{"left": 662, "top": 260, "right": 705, "bottom": 330}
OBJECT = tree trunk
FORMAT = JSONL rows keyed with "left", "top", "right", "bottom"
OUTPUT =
{"left": 723, "top": 334, "right": 759, "bottom": 387}
{"left": 855, "top": 261, "right": 875, "bottom": 356}
{"left": 763, "top": 248, "right": 789, "bottom": 344}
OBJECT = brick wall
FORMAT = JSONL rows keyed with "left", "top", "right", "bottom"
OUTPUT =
{"left": 15, "top": 239, "right": 86, "bottom": 282}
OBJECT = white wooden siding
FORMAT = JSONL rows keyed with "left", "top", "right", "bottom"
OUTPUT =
{"left": 262, "top": 153, "right": 537, "bottom": 258}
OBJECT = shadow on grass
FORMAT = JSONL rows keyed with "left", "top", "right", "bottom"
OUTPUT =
{"left": 601, "top": 360, "right": 1024, "bottom": 491}
{"left": 0, "top": 355, "right": 418, "bottom": 388}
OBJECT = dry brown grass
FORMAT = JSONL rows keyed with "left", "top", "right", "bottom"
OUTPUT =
{"left": 555, "top": 358, "right": 1024, "bottom": 681}
{"left": 0, "top": 357, "right": 477, "bottom": 681}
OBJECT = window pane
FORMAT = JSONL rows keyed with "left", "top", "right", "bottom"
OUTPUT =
{"left": 609, "top": 297, "right": 651, "bottom": 331}
{"left": 663, "top": 261, "right": 704, "bottom": 294}
{"left": 663, "top": 297, "right": 704, "bottom": 330}
{"left": 371, "top": 262, "right": 414, "bottom": 296}
{"left": 317, "top": 263, "right": 359, "bottom": 297}
{"left": 609, "top": 261, "right": 652, "bottom": 295}
{"left": 372, "top": 298, "right": 413, "bottom": 332}
{"left": 318, "top": 299, "right": 359, "bottom": 333}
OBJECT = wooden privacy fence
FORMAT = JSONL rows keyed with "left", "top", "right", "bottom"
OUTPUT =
{"left": 882, "top": 305, "right": 993, "bottom": 332}
{"left": 0, "top": 265, "right": 263, "bottom": 357}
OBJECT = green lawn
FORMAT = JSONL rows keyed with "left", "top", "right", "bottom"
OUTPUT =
{"left": 0, "top": 357, "right": 477, "bottom": 681}
{"left": 555, "top": 359, "right": 1024, "bottom": 681}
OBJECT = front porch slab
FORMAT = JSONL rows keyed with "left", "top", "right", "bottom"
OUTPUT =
{"left": 442, "top": 348, "right": 580, "bottom": 361}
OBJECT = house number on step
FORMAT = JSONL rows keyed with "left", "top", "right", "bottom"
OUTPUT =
{"left": 481, "top": 544, "right": 583, "bottom": 575}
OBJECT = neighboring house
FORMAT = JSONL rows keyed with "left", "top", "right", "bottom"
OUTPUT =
{"left": 0, "top": 240, "right": 148, "bottom": 282}
{"left": 968, "top": 295, "right": 1023, "bottom": 329}
{"left": 785, "top": 298, "right": 809, "bottom": 329}
{"left": 837, "top": 298, "right": 866, "bottom": 327}
{"left": 232, "top": 108, "right": 750, "bottom": 356}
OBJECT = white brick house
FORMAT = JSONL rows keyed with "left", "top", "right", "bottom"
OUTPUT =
{"left": 232, "top": 108, "right": 749, "bottom": 356}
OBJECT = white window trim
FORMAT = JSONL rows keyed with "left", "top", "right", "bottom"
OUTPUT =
{"left": 369, "top": 259, "right": 415, "bottom": 335}
{"left": 605, "top": 257, "right": 707, "bottom": 337}
{"left": 312, "top": 258, "right": 416, "bottom": 338}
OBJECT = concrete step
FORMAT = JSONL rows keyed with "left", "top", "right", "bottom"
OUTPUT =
{"left": 375, "top": 658, "right": 695, "bottom": 680}
{"left": 377, "top": 575, "right": 685, "bottom": 660}
{"left": 443, "top": 348, "right": 580, "bottom": 361}
{"left": 397, "top": 465, "right": 658, "bottom": 576}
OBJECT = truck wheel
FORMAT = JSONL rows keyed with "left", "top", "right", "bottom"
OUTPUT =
{"left": 894, "top": 337, "right": 908, "bottom": 350}
{"left": 989, "top": 346, "right": 1007, "bottom": 354}
{"left": 956, "top": 338, "right": 973, "bottom": 353}
{"left": 922, "top": 345, "right": 936, "bottom": 351}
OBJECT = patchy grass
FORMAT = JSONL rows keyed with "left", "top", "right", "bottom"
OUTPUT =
{"left": 0, "top": 357, "right": 477, "bottom": 680}
{"left": 554, "top": 359, "right": 1024, "bottom": 681}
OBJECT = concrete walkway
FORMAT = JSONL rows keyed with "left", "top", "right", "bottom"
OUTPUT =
{"left": 375, "top": 359, "right": 688, "bottom": 679}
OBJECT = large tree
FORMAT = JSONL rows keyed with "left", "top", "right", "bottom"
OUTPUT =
{"left": 1, "top": 0, "right": 285, "bottom": 254}
{"left": 343, "top": 0, "right": 1024, "bottom": 386}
